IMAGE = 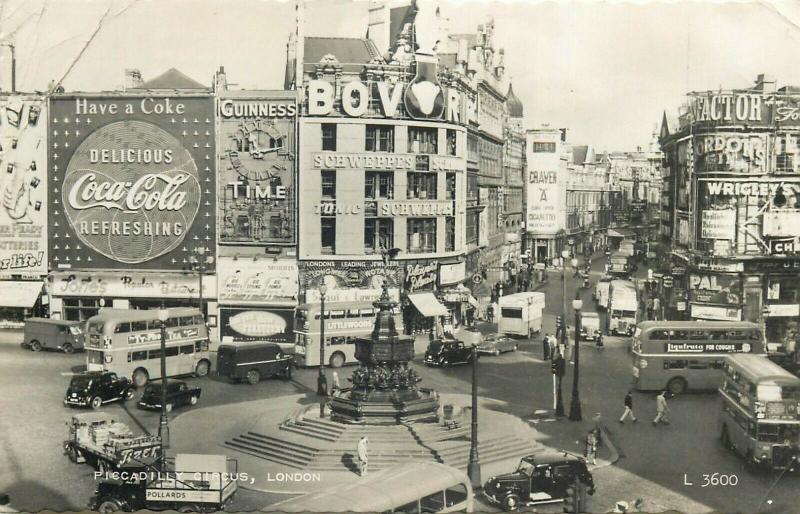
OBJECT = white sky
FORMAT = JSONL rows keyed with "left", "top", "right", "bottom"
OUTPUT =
{"left": 1, "top": 0, "right": 799, "bottom": 151}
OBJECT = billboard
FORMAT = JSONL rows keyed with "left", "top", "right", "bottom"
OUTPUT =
{"left": 0, "top": 96, "right": 47, "bottom": 276}
{"left": 48, "top": 95, "right": 215, "bottom": 270}
{"left": 525, "top": 130, "right": 564, "bottom": 235}
{"left": 218, "top": 94, "right": 296, "bottom": 245}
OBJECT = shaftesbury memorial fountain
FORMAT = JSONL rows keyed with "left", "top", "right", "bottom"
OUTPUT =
{"left": 328, "top": 285, "right": 440, "bottom": 424}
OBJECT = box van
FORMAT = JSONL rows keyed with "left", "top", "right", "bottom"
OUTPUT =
{"left": 619, "top": 239, "right": 636, "bottom": 257}
{"left": 594, "top": 275, "right": 612, "bottom": 309}
{"left": 217, "top": 342, "right": 293, "bottom": 385}
{"left": 498, "top": 292, "right": 545, "bottom": 337}
{"left": 22, "top": 318, "right": 84, "bottom": 353}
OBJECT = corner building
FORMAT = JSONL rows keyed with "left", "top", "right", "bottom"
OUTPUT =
{"left": 660, "top": 75, "right": 800, "bottom": 350}
{"left": 290, "top": 34, "right": 470, "bottom": 331}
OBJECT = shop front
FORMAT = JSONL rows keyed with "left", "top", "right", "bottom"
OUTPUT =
{"left": 0, "top": 281, "right": 45, "bottom": 329}
{"left": 402, "top": 259, "right": 438, "bottom": 334}
{"left": 217, "top": 258, "right": 298, "bottom": 347}
{"left": 687, "top": 270, "right": 742, "bottom": 322}
{"left": 439, "top": 261, "right": 477, "bottom": 327}
{"left": 745, "top": 259, "right": 800, "bottom": 352}
{"left": 48, "top": 271, "right": 218, "bottom": 338}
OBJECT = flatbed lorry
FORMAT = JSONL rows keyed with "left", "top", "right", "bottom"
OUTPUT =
{"left": 63, "top": 412, "right": 161, "bottom": 473}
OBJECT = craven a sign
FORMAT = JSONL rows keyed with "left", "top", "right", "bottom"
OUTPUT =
{"left": 49, "top": 95, "right": 215, "bottom": 270}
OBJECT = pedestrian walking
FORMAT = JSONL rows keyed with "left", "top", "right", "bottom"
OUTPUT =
{"left": 646, "top": 297, "right": 654, "bottom": 320}
{"left": 653, "top": 391, "right": 670, "bottom": 425}
{"left": 619, "top": 390, "right": 637, "bottom": 423}
{"left": 584, "top": 430, "right": 598, "bottom": 465}
{"left": 542, "top": 333, "right": 551, "bottom": 360}
{"left": 652, "top": 297, "right": 661, "bottom": 321}
{"left": 332, "top": 371, "right": 341, "bottom": 394}
{"left": 357, "top": 436, "right": 369, "bottom": 476}
{"left": 592, "top": 412, "right": 604, "bottom": 447}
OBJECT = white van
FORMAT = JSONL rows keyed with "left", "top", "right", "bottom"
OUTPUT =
{"left": 498, "top": 292, "right": 545, "bottom": 337}
{"left": 594, "top": 276, "right": 612, "bottom": 309}
{"left": 608, "top": 280, "right": 638, "bottom": 335}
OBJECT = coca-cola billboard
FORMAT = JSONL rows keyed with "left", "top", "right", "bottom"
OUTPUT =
{"left": 49, "top": 95, "right": 215, "bottom": 270}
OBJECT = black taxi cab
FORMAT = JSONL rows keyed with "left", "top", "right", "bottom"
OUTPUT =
{"left": 483, "top": 451, "right": 595, "bottom": 511}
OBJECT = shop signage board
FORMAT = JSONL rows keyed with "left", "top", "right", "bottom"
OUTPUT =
{"left": 765, "top": 304, "right": 800, "bottom": 317}
{"left": 310, "top": 152, "right": 464, "bottom": 172}
{"left": 690, "top": 303, "right": 741, "bottom": 321}
{"left": 375, "top": 200, "right": 454, "bottom": 217}
{"left": 526, "top": 169, "right": 564, "bottom": 233}
{"left": 764, "top": 210, "right": 800, "bottom": 238}
{"left": 701, "top": 210, "right": 736, "bottom": 240}
{"left": 0, "top": 97, "right": 47, "bottom": 276}
{"left": 218, "top": 93, "right": 296, "bottom": 245}
{"left": 439, "top": 262, "right": 466, "bottom": 286}
{"left": 688, "top": 273, "right": 741, "bottom": 305}
{"left": 768, "top": 237, "right": 800, "bottom": 255}
{"left": 688, "top": 93, "right": 772, "bottom": 126}
{"left": 744, "top": 259, "right": 800, "bottom": 272}
{"left": 49, "top": 271, "right": 217, "bottom": 299}
{"left": 49, "top": 95, "right": 216, "bottom": 270}
{"left": 694, "top": 133, "right": 768, "bottom": 173}
{"left": 219, "top": 307, "right": 294, "bottom": 343}
{"left": 300, "top": 261, "right": 401, "bottom": 303}
{"left": 218, "top": 258, "right": 298, "bottom": 305}
{"left": 405, "top": 261, "right": 437, "bottom": 292}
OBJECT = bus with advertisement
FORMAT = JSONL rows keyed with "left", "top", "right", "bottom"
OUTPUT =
{"left": 293, "top": 301, "right": 402, "bottom": 368}
{"left": 718, "top": 354, "right": 800, "bottom": 471}
{"left": 632, "top": 321, "right": 766, "bottom": 394}
{"left": 84, "top": 308, "right": 212, "bottom": 387}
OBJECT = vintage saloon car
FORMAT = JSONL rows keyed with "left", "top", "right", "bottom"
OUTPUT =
{"left": 137, "top": 381, "right": 201, "bottom": 412}
{"left": 64, "top": 371, "right": 136, "bottom": 410}
{"left": 483, "top": 451, "right": 595, "bottom": 511}
{"left": 424, "top": 340, "right": 476, "bottom": 367}
{"left": 477, "top": 334, "right": 519, "bottom": 356}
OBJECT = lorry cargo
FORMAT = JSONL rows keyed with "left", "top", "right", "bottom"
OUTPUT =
{"left": 63, "top": 412, "right": 161, "bottom": 473}
{"left": 498, "top": 292, "right": 545, "bottom": 337}
{"left": 608, "top": 280, "right": 638, "bottom": 336}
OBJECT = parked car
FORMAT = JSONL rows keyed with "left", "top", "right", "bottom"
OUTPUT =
{"left": 483, "top": 452, "right": 596, "bottom": 511}
{"left": 424, "top": 340, "right": 475, "bottom": 367}
{"left": 64, "top": 371, "right": 135, "bottom": 410}
{"left": 217, "top": 342, "right": 293, "bottom": 385}
{"left": 477, "top": 334, "right": 518, "bottom": 356}
{"left": 21, "top": 318, "right": 84, "bottom": 353}
{"left": 137, "top": 380, "right": 201, "bottom": 412}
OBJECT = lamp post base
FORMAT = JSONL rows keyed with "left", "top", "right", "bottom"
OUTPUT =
{"left": 467, "top": 459, "right": 482, "bottom": 490}
{"left": 568, "top": 400, "right": 582, "bottom": 421}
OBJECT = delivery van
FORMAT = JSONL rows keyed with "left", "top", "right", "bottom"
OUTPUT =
{"left": 498, "top": 292, "right": 545, "bottom": 337}
{"left": 608, "top": 280, "right": 638, "bottom": 336}
{"left": 22, "top": 318, "right": 84, "bottom": 353}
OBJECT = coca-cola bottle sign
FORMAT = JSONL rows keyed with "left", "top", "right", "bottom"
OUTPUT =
{"left": 62, "top": 121, "right": 201, "bottom": 264}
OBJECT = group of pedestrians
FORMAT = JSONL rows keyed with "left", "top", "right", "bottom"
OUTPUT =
{"left": 617, "top": 390, "right": 671, "bottom": 425}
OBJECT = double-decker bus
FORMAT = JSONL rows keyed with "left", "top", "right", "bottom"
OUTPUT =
{"left": 84, "top": 308, "right": 212, "bottom": 387}
{"left": 632, "top": 321, "right": 766, "bottom": 394}
{"left": 293, "top": 301, "right": 402, "bottom": 368}
{"left": 718, "top": 354, "right": 800, "bottom": 471}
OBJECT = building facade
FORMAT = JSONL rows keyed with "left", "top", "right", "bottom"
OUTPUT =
{"left": 660, "top": 75, "right": 800, "bottom": 349}
{"left": 525, "top": 127, "right": 568, "bottom": 264}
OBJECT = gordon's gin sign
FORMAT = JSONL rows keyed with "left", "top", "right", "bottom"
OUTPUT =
{"left": 49, "top": 96, "right": 215, "bottom": 270}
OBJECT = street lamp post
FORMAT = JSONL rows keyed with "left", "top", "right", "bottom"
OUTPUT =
{"left": 467, "top": 344, "right": 482, "bottom": 489}
{"left": 569, "top": 293, "right": 583, "bottom": 422}
{"left": 190, "top": 247, "right": 214, "bottom": 320}
{"left": 157, "top": 309, "right": 170, "bottom": 471}
{"left": 317, "top": 284, "right": 328, "bottom": 416}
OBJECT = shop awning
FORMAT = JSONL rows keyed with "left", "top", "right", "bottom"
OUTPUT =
{"left": 407, "top": 293, "right": 448, "bottom": 317}
{"left": 1, "top": 281, "right": 42, "bottom": 308}
{"left": 607, "top": 228, "right": 635, "bottom": 238}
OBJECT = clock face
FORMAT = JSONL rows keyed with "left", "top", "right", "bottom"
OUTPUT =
{"left": 227, "top": 119, "right": 287, "bottom": 182}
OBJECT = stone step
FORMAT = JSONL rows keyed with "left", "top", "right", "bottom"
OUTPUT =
{"left": 224, "top": 439, "right": 311, "bottom": 470}
{"left": 315, "top": 448, "right": 433, "bottom": 458}
{"left": 241, "top": 432, "right": 318, "bottom": 456}
{"left": 443, "top": 442, "right": 539, "bottom": 469}
{"left": 308, "top": 455, "right": 438, "bottom": 472}
{"left": 296, "top": 417, "right": 347, "bottom": 434}
{"left": 279, "top": 422, "right": 340, "bottom": 442}
{"left": 435, "top": 437, "right": 535, "bottom": 458}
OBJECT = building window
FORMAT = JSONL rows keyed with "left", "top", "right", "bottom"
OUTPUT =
{"left": 321, "top": 217, "right": 336, "bottom": 254}
{"left": 321, "top": 123, "right": 337, "bottom": 151}
{"left": 63, "top": 298, "right": 100, "bottom": 322}
{"left": 445, "top": 216, "right": 455, "bottom": 251}
{"left": 532, "top": 141, "right": 556, "bottom": 153}
{"left": 365, "top": 171, "right": 394, "bottom": 199}
{"left": 407, "top": 172, "right": 438, "bottom": 200}
{"left": 321, "top": 170, "right": 336, "bottom": 199}
{"left": 446, "top": 129, "right": 457, "bottom": 156}
{"left": 408, "top": 126, "right": 438, "bottom": 154}
{"left": 466, "top": 211, "right": 479, "bottom": 245}
{"left": 407, "top": 218, "right": 436, "bottom": 253}
{"left": 466, "top": 172, "right": 478, "bottom": 202}
{"left": 776, "top": 153, "right": 795, "bottom": 174}
{"left": 445, "top": 172, "right": 456, "bottom": 200}
{"left": 365, "top": 125, "right": 394, "bottom": 152}
{"left": 364, "top": 218, "right": 394, "bottom": 253}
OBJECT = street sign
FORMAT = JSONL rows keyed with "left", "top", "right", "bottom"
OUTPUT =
{"left": 662, "top": 276, "right": 674, "bottom": 288}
